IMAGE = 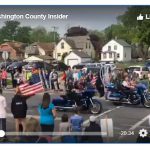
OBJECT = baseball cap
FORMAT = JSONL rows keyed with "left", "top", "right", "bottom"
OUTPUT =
{"left": 89, "top": 116, "right": 96, "bottom": 122}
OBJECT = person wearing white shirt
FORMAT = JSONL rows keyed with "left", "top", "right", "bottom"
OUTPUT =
{"left": 73, "top": 70, "right": 79, "bottom": 81}
{"left": 0, "top": 88, "right": 7, "bottom": 132}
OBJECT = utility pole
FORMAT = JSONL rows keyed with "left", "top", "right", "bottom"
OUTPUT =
{"left": 51, "top": 26, "right": 58, "bottom": 42}
{"left": 52, "top": 26, "right": 58, "bottom": 60}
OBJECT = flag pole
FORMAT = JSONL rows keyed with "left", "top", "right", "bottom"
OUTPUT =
{"left": 39, "top": 69, "right": 45, "bottom": 91}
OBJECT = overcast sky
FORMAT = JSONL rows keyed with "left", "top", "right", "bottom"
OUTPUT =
{"left": 0, "top": 6, "right": 128, "bottom": 37}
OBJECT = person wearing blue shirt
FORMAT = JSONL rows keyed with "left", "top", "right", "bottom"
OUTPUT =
{"left": 70, "top": 108, "right": 83, "bottom": 132}
{"left": 38, "top": 93, "right": 57, "bottom": 132}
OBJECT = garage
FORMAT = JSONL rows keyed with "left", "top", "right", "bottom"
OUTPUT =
{"left": 67, "top": 59, "right": 79, "bottom": 67}
{"left": 64, "top": 51, "right": 91, "bottom": 68}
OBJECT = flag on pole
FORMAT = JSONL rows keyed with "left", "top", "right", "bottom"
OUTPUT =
{"left": 19, "top": 69, "right": 44, "bottom": 96}
{"left": 19, "top": 81, "right": 44, "bottom": 96}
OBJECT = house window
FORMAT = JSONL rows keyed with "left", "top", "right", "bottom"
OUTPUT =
{"left": 61, "top": 42, "right": 64, "bottom": 49}
{"left": 109, "top": 53, "right": 112, "bottom": 58}
{"left": 114, "top": 45, "right": 117, "bottom": 50}
{"left": 57, "top": 53, "right": 61, "bottom": 57}
{"left": 103, "top": 53, "right": 107, "bottom": 59}
{"left": 117, "top": 53, "right": 120, "bottom": 58}
{"left": 108, "top": 46, "right": 111, "bottom": 51}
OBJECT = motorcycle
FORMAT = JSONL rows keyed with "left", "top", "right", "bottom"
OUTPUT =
{"left": 52, "top": 88, "right": 102, "bottom": 114}
{"left": 105, "top": 83, "right": 150, "bottom": 108}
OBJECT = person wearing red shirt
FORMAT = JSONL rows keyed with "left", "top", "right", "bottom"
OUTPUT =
{"left": 61, "top": 71, "right": 67, "bottom": 91}
{"left": 1, "top": 69, "right": 8, "bottom": 89}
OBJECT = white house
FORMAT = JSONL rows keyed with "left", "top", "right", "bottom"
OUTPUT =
{"left": 64, "top": 51, "right": 92, "bottom": 68}
{"left": 53, "top": 35, "right": 95, "bottom": 61}
{"left": 101, "top": 39, "right": 131, "bottom": 62}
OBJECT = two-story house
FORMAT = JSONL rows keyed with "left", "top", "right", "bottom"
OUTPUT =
{"left": 53, "top": 35, "right": 95, "bottom": 61}
{"left": 101, "top": 39, "right": 131, "bottom": 62}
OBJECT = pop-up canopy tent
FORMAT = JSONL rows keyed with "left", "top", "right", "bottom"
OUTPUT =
{"left": 23, "top": 56, "right": 43, "bottom": 62}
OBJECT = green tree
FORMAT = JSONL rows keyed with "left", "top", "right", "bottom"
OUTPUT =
{"left": 89, "top": 30, "right": 106, "bottom": 59}
{"left": 15, "top": 26, "right": 32, "bottom": 43}
{"left": 0, "top": 21, "right": 20, "bottom": 42}
{"left": 30, "top": 26, "right": 47, "bottom": 42}
{"left": 47, "top": 31, "right": 60, "bottom": 43}
{"left": 117, "top": 6, "right": 150, "bottom": 59}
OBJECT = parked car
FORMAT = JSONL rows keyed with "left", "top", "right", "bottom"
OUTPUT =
{"left": 145, "top": 61, "right": 150, "bottom": 70}
{"left": 0, "top": 61, "right": 12, "bottom": 69}
{"left": 7, "top": 61, "right": 28, "bottom": 72}
{"left": 52, "top": 62, "right": 68, "bottom": 71}
{"left": 72, "top": 64, "right": 86, "bottom": 70}
{"left": 128, "top": 66, "right": 149, "bottom": 79}
{"left": 24, "top": 62, "right": 52, "bottom": 71}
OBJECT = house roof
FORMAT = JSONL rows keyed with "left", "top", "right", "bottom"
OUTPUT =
{"left": 25, "top": 45, "right": 39, "bottom": 55}
{"left": 114, "top": 39, "right": 130, "bottom": 47}
{"left": 25, "top": 42, "right": 55, "bottom": 55}
{"left": 32, "top": 42, "right": 55, "bottom": 52}
{"left": 64, "top": 39, "right": 76, "bottom": 48}
{"left": 1, "top": 41, "right": 27, "bottom": 53}
{"left": 72, "top": 51, "right": 90, "bottom": 58}
{"left": 65, "top": 35, "right": 91, "bottom": 49}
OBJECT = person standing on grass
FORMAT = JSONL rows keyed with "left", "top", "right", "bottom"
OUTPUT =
{"left": 38, "top": 93, "right": 57, "bottom": 133}
{"left": 0, "top": 88, "right": 7, "bottom": 132}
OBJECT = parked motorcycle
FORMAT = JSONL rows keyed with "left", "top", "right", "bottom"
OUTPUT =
{"left": 52, "top": 89, "right": 102, "bottom": 114}
{"left": 105, "top": 83, "right": 150, "bottom": 108}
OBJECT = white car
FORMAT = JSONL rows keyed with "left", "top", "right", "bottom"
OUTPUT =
{"left": 128, "top": 66, "right": 149, "bottom": 79}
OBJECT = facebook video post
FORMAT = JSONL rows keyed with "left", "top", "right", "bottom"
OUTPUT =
{"left": 0, "top": 5, "right": 150, "bottom": 143}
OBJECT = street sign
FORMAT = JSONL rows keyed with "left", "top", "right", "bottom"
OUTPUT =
{"left": 2, "top": 51, "right": 9, "bottom": 60}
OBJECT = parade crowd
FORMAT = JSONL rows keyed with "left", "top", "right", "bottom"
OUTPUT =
{"left": 0, "top": 65, "right": 150, "bottom": 143}
{"left": 0, "top": 66, "right": 104, "bottom": 143}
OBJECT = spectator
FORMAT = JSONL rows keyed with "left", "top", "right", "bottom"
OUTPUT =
{"left": 66, "top": 67, "right": 73, "bottom": 83}
{"left": 73, "top": 70, "right": 79, "bottom": 81}
{"left": 1, "top": 68, "right": 7, "bottom": 89}
{"left": 61, "top": 71, "right": 67, "bottom": 91}
{"left": 19, "top": 117, "right": 48, "bottom": 143}
{"left": 0, "top": 70, "right": 2, "bottom": 88}
{"left": 70, "top": 108, "right": 83, "bottom": 132}
{"left": 0, "top": 88, "right": 7, "bottom": 132}
{"left": 148, "top": 71, "right": 150, "bottom": 82}
{"left": 38, "top": 93, "right": 57, "bottom": 132}
{"left": 11, "top": 87, "right": 28, "bottom": 132}
{"left": 59, "top": 114, "right": 76, "bottom": 143}
{"left": 59, "top": 114, "right": 71, "bottom": 133}
{"left": 14, "top": 70, "right": 20, "bottom": 86}
{"left": 78, "top": 70, "right": 82, "bottom": 80}
{"left": 49, "top": 69, "right": 59, "bottom": 91}
{"left": 10, "top": 69, "right": 16, "bottom": 88}
{"left": 83, "top": 116, "right": 103, "bottom": 143}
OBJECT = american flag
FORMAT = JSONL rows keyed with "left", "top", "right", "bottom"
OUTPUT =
{"left": 91, "top": 75, "right": 97, "bottom": 86}
{"left": 19, "top": 82, "right": 44, "bottom": 96}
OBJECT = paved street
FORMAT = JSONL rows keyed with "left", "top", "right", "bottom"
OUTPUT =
{"left": 2, "top": 89, "right": 150, "bottom": 143}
